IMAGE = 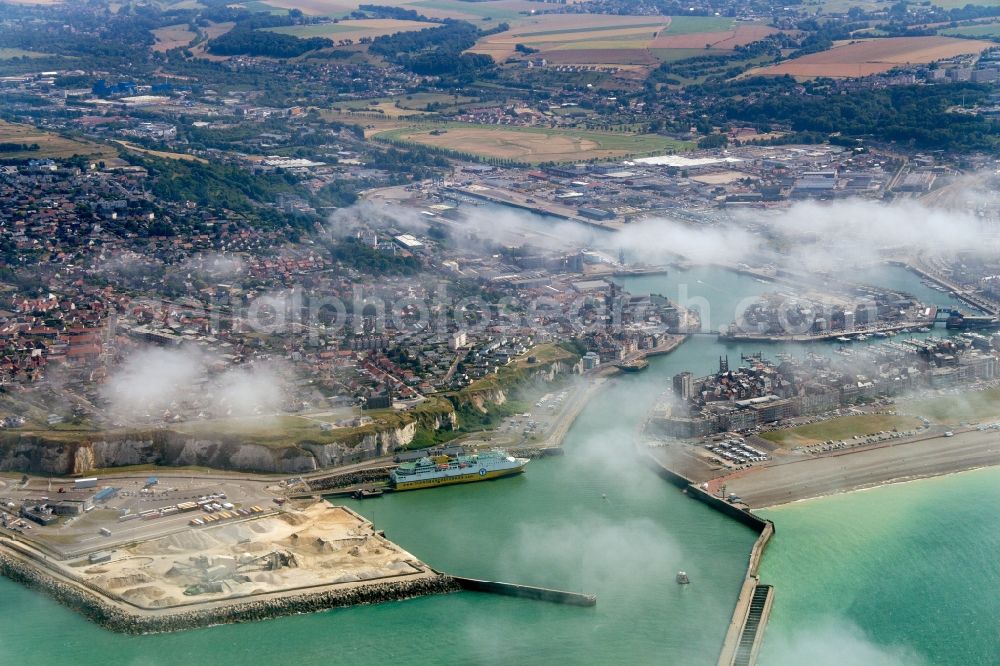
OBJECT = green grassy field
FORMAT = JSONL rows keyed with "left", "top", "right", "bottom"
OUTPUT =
{"left": 806, "top": 0, "right": 889, "bottom": 12}
{"left": 0, "top": 120, "right": 119, "bottom": 162}
{"left": 518, "top": 22, "right": 668, "bottom": 39}
{"left": 266, "top": 19, "right": 436, "bottom": 38}
{"left": 267, "top": 23, "right": 360, "bottom": 37}
{"left": 235, "top": 0, "right": 290, "bottom": 14}
{"left": 171, "top": 415, "right": 333, "bottom": 444}
{"left": 903, "top": 388, "right": 1000, "bottom": 424}
{"left": 376, "top": 122, "right": 692, "bottom": 163}
{"left": 395, "top": 92, "right": 477, "bottom": 108}
{"left": 760, "top": 414, "right": 924, "bottom": 447}
{"left": 931, "top": 0, "right": 1000, "bottom": 8}
{"left": 661, "top": 15, "right": 736, "bottom": 35}
{"left": 412, "top": 0, "right": 522, "bottom": 20}
{"left": 0, "top": 48, "right": 51, "bottom": 59}
{"left": 940, "top": 22, "right": 1000, "bottom": 38}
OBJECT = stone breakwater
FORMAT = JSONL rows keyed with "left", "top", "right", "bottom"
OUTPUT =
{"left": 307, "top": 467, "right": 393, "bottom": 491}
{"left": 0, "top": 548, "right": 459, "bottom": 634}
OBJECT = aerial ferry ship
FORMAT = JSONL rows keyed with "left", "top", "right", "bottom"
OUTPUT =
{"left": 389, "top": 448, "right": 529, "bottom": 491}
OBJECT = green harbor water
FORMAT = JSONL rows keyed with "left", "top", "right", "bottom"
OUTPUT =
{"left": 758, "top": 467, "right": 1000, "bottom": 666}
{"left": 0, "top": 264, "right": 987, "bottom": 665}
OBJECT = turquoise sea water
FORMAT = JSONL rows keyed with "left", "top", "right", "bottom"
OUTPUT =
{"left": 758, "top": 467, "right": 1000, "bottom": 666}
{"left": 0, "top": 264, "right": 983, "bottom": 665}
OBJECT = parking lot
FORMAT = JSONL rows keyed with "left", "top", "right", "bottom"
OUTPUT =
{"left": 0, "top": 474, "right": 281, "bottom": 558}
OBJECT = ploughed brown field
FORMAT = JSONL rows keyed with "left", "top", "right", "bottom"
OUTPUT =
{"left": 749, "top": 36, "right": 994, "bottom": 78}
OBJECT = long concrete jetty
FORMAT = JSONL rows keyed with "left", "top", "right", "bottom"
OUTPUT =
{"left": 643, "top": 453, "right": 775, "bottom": 666}
{"left": 452, "top": 576, "right": 597, "bottom": 607}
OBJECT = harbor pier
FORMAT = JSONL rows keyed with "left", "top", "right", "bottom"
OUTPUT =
{"left": 643, "top": 452, "right": 775, "bottom": 666}
{"left": 452, "top": 576, "right": 597, "bottom": 607}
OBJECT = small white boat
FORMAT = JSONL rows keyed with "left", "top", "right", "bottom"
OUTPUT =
{"left": 676, "top": 571, "right": 690, "bottom": 584}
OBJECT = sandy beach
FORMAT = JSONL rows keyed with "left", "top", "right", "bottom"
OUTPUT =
{"left": 723, "top": 429, "right": 1000, "bottom": 508}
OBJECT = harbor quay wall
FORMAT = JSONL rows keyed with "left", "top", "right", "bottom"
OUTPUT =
{"left": 642, "top": 452, "right": 771, "bottom": 533}
{"left": 642, "top": 453, "right": 693, "bottom": 490}
{"left": 642, "top": 452, "right": 775, "bottom": 666}
{"left": 0, "top": 545, "right": 459, "bottom": 635}
{"left": 685, "top": 484, "right": 770, "bottom": 534}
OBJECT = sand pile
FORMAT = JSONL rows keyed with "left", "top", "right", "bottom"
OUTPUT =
{"left": 104, "top": 572, "right": 154, "bottom": 589}
{"left": 121, "top": 585, "right": 167, "bottom": 603}
{"left": 278, "top": 513, "right": 311, "bottom": 526}
{"left": 233, "top": 541, "right": 272, "bottom": 554}
{"left": 214, "top": 524, "right": 259, "bottom": 543}
{"left": 133, "top": 530, "right": 218, "bottom": 554}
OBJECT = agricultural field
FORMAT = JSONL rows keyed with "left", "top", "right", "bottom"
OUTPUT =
{"left": 374, "top": 123, "right": 691, "bottom": 163}
{"left": 940, "top": 22, "right": 1000, "bottom": 39}
{"left": 151, "top": 24, "right": 197, "bottom": 52}
{"left": 803, "top": 0, "right": 889, "bottom": 12}
{"left": 265, "top": 18, "right": 437, "bottom": 41}
{"left": 246, "top": 0, "right": 543, "bottom": 23}
{"left": 931, "top": 0, "right": 1000, "bottom": 7}
{"left": 236, "top": 0, "right": 363, "bottom": 16}
{"left": 0, "top": 120, "right": 119, "bottom": 162}
{"left": 650, "top": 23, "right": 776, "bottom": 50}
{"left": 469, "top": 15, "right": 772, "bottom": 68}
{"left": 760, "top": 414, "right": 924, "bottom": 447}
{"left": 749, "top": 36, "right": 994, "bottom": 79}
{"left": 409, "top": 0, "right": 541, "bottom": 22}
{"left": 469, "top": 13, "right": 669, "bottom": 62}
{"left": 162, "top": 0, "right": 205, "bottom": 8}
{"left": 189, "top": 21, "right": 236, "bottom": 59}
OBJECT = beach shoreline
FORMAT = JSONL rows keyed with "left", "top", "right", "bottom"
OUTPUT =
{"left": 717, "top": 428, "right": 1000, "bottom": 509}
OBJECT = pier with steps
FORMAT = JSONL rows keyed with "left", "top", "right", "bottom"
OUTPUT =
{"left": 732, "top": 584, "right": 774, "bottom": 666}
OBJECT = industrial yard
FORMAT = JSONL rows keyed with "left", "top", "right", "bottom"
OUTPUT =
{"left": 0, "top": 473, "right": 452, "bottom": 631}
